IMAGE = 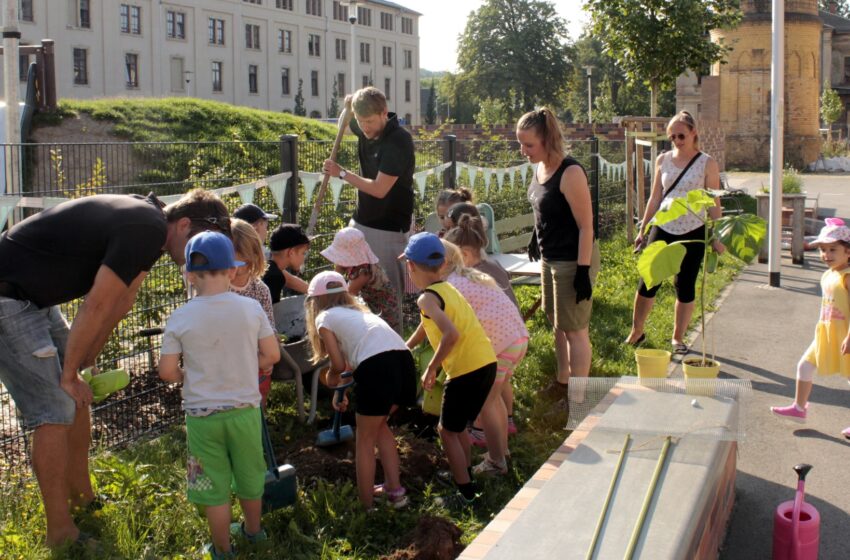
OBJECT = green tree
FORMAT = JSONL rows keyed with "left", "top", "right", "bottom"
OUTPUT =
{"left": 294, "top": 79, "right": 306, "bottom": 116}
{"left": 426, "top": 79, "right": 437, "bottom": 125}
{"left": 587, "top": 0, "right": 741, "bottom": 117}
{"left": 437, "top": 72, "right": 477, "bottom": 124}
{"left": 457, "top": 0, "right": 572, "bottom": 112}
{"left": 821, "top": 82, "right": 843, "bottom": 142}
{"left": 820, "top": 0, "right": 850, "bottom": 17}
{"left": 474, "top": 98, "right": 510, "bottom": 126}
{"left": 328, "top": 77, "right": 340, "bottom": 118}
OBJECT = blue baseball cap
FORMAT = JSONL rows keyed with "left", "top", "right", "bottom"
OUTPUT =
{"left": 400, "top": 232, "right": 445, "bottom": 266}
{"left": 184, "top": 231, "right": 245, "bottom": 272}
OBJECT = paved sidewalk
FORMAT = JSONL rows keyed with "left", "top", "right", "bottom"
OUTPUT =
{"left": 673, "top": 255, "right": 850, "bottom": 559}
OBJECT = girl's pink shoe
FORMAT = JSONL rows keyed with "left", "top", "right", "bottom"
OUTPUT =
{"left": 842, "top": 427, "right": 850, "bottom": 440}
{"left": 770, "top": 403, "right": 807, "bottom": 423}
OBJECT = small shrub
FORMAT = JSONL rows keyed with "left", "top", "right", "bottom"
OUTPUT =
{"left": 782, "top": 165, "right": 803, "bottom": 194}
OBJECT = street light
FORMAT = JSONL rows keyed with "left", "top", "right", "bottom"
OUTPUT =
{"left": 341, "top": 1, "right": 359, "bottom": 95}
{"left": 584, "top": 65, "right": 594, "bottom": 124}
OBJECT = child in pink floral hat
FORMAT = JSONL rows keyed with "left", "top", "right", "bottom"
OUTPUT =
{"left": 321, "top": 227, "right": 400, "bottom": 333}
{"left": 772, "top": 218, "right": 850, "bottom": 438}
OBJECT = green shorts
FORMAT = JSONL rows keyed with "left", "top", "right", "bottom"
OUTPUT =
{"left": 185, "top": 407, "right": 265, "bottom": 506}
{"left": 541, "top": 243, "right": 601, "bottom": 332}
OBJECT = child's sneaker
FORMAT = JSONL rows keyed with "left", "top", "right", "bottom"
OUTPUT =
{"left": 842, "top": 427, "right": 850, "bottom": 440}
{"left": 433, "top": 490, "right": 477, "bottom": 510}
{"left": 203, "top": 543, "right": 236, "bottom": 559}
{"left": 507, "top": 416, "right": 518, "bottom": 435}
{"left": 472, "top": 456, "right": 507, "bottom": 476}
{"left": 467, "top": 426, "right": 487, "bottom": 448}
{"left": 770, "top": 403, "right": 807, "bottom": 423}
{"left": 230, "top": 522, "right": 268, "bottom": 545}
{"left": 373, "top": 484, "right": 409, "bottom": 509}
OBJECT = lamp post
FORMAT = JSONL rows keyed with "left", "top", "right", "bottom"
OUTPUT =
{"left": 584, "top": 65, "right": 594, "bottom": 124}
{"left": 342, "top": 1, "right": 359, "bottom": 94}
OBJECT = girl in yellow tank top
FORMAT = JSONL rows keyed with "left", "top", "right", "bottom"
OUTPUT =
{"left": 771, "top": 218, "right": 850, "bottom": 438}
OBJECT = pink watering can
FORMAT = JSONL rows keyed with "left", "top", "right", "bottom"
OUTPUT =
{"left": 772, "top": 464, "right": 820, "bottom": 560}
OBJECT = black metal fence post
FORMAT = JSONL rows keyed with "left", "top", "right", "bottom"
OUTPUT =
{"left": 280, "top": 134, "right": 299, "bottom": 223}
{"left": 590, "top": 136, "right": 600, "bottom": 239}
{"left": 443, "top": 134, "right": 456, "bottom": 189}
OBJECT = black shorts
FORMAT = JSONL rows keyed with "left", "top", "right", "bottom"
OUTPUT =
{"left": 353, "top": 350, "right": 417, "bottom": 416}
{"left": 440, "top": 363, "right": 497, "bottom": 433}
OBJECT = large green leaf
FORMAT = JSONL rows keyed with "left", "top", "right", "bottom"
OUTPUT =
{"left": 714, "top": 214, "right": 767, "bottom": 264}
{"left": 648, "top": 190, "right": 714, "bottom": 232}
{"left": 637, "top": 240, "right": 688, "bottom": 289}
{"left": 685, "top": 189, "right": 718, "bottom": 214}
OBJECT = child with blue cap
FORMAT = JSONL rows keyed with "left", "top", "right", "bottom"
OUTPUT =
{"left": 159, "top": 231, "right": 281, "bottom": 558}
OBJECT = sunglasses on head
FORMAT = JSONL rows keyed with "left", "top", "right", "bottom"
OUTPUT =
{"left": 668, "top": 133, "right": 687, "bottom": 142}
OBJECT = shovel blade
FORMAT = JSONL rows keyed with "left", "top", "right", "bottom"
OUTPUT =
{"left": 262, "top": 464, "right": 296, "bottom": 513}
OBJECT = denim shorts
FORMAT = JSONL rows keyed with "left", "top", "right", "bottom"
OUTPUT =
{"left": 0, "top": 297, "right": 76, "bottom": 429}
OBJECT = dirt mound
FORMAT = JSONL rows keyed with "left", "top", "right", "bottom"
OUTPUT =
{"left": 382, "top": 516, "right": 464, "bottom": 560}
{"left": 284, "top": 436, "right": 357, "bottom": 482}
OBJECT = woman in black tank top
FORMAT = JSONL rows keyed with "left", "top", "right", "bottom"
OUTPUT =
{"left": 517, "top": 108, "right": 600, "bottom": 401}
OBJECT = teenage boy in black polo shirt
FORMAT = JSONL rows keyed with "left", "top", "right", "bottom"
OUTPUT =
{"left": 322, "top": 87, "right": 415, "bottom": 331}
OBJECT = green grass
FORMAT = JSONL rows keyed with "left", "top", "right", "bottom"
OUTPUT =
{"left": 0, "top": 230, "right": 745, "bottom": 559}
{"left": 33, "top": 98, "right": 339, "bottom": 142}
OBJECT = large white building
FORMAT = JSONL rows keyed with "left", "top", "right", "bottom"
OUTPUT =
{"left": 9, "top": 0, "right": 421, "bottom": 123}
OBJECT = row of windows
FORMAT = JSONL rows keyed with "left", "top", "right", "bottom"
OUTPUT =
{"left": 19, "top": 2, "right": 413, "bottom": 37}
{"left": 70, "top": 47, "right": 413, "bottom": 102}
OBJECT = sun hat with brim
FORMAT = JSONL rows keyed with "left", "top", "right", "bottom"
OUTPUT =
{"left": 308, "top": 270, "right": 349, "bottom": 297}
{"left": 809, "top": 217, "right": 850, "bottom": 247}
{"left": 399, "top": 232, "right": 445, "bottom": 266}
{"left": 233, "top": 203, "right": 278, "bottom": 223}
{"left": 320, "top": 227, "right": 379, "bottom": 267}
{"left": 185, "top": 231, "right": 245, "bottom": 272}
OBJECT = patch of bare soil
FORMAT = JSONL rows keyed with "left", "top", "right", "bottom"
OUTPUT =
{"left": 381, "top": 516, "right": 465, "bottom": 560}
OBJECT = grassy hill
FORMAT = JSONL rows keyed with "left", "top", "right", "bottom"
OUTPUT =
{"left": 33, "top": 97, "right": 339, "bottom": 142}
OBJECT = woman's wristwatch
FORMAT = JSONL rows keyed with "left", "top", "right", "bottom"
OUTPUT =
{"left": 339, "top": 169, "right": 348, "bottom": 180}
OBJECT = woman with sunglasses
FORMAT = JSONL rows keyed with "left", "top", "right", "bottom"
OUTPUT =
{"left": 517, "top": 107, "right": 601, "bottom": 404}
{"left": 624, "top": 111, "right": 725, "bottom": 355}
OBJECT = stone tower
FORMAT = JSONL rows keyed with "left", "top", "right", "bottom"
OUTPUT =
{"left": 708, "top": 0, "right": 821, "bottom": 168}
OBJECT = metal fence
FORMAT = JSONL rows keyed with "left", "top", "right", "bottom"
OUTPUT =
{"left": 0, "top": 134, "right": 645, "bottom": 471}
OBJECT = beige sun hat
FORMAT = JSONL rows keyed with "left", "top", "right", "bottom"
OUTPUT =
{"left": 320, "top": 227, "right": 380, "bottom": 267}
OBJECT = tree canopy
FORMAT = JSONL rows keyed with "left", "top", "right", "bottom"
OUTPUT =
{"left": 587, "top": 0, "right": 741, "bottom": 115}
{"left": 457, "top": 0, "right": 572, "bottom": 113}
{"left": 820, "top": 0, "right": 850, "bottom": 17}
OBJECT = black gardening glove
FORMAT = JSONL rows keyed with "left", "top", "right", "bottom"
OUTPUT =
{"left": 574, "top": 265, "right": 592, "bottom": 303}
{"left": 527, "top": 230, "right": 540, "bottom": 262}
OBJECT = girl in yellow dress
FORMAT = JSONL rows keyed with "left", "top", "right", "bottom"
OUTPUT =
{"left": 771, "top": 218, "right": 850, "bottom": 438}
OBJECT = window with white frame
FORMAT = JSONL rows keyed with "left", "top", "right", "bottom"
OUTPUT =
{"left": 380, "top": 12, "right": 393, "bottom": 31}
{"left": 306, "top": 0, "right": 321, "bottom": 16}
{"left": 276, "top": 0, "right": 293, "bottom": 8}
{"left": 281, "top": 67, "right": 290, "bottom": 95}
{"left": 405, "top": 79, "right": 411, "bottom": 102}
{"left": 120, "top": 5, "right": 141, "bottom": 35}
{"left": 243, "top": 0, "right": 262, "bottom": 4}
{"left": 212, "top": 61, "right": 223, "bottom": 92}
{"left": 209, "top": 18, "right": 225, "bottom": 45}
{"left": 337, "top": 72, "right": 345, "bottom": 96}
{"left": 248, "top": 64, "right": 258, "bottom": 94}
{"left": 166, "top": 11, "right": 186, "bottom": 39}
{"left": 335, "top": 38, "right": 347, "bottom": 61}
{"left": 278, "top": 29, "right": 292, "bottom": 53}
{"left": 403, "top": 49, "right": 412, "bottom": 69}
{"left": 384, "top": 78, "right": 391, "bottom": 99}
{"left": 357, "top": 7, "right": 371, "bottom": 26}
{"left": 382, "top": 46, "right": 392, "bottom": 67}
{"left": 76, "top": 0, "right": 91, "bottom": 28}
{"left": 360, "top": 42, "right": 370, "bottom": 63}
{"left": 19, "top": 0, "right": 33, "bottom": 22}
{"left": 73, "top": 48, "right": 88, "bottom": 85}
{"left": 308, "top": 34, "right": 321, "bottom": 57}
{"left": 402, "top": 17, "right": 413, "bottom": 35}
{"left": 311, "top": 70, "right": 319, "bottom": 96}
{"left": 245, "top": 24, "right": 261, "bottom": 50}
{"left": 125, "top": 53, "right": 139, "bottom": 88}
{"left": 332, "top": 1, "right": 348, "bottom": 21}
{"left": 19, "top": 53, "right": 29, "bottom": 81}
{"left": 362, "top": 74, "right": 369, "bottom": 88}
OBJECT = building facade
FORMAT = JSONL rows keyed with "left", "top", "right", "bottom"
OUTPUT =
{"left": 8, "top": 0, "right": 421, "bottom": 123}
{"left": 676, "top": 0, "right": 821, "bottom": 168}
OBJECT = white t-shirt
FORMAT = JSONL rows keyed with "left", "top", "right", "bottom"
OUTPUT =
{"left": 162, "top": 292, "right": 274, "bottom": 411}
{"left": 315, "top": 306, "right": 407, "bottom": 369}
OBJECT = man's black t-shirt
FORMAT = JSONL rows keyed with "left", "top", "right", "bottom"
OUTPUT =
{"left": 350, "top": 113, "right": 415, "bottom": 232}
{"left": 0, "top": 194, "right": 167, "bottom": 308}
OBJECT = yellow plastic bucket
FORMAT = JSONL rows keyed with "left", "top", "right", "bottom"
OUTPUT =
{"left": 635, "top": 349, "right": 671, "bottom": 378}
{"left": 683, "top": 358, "right": 720, "bottom": 396}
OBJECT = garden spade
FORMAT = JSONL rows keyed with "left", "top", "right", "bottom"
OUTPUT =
{"left": 260, "top": 410, "right": 297, "bottom": 513}
{"left": 316, "top": 371, "right": 355, "bottom": 447}
{"left": 307, "top": 102, "right": 353, "bottom": 237}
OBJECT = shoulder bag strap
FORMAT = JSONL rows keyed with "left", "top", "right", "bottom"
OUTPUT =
{"left": 660, "top": 151, "right": 703, "bottom": 202}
